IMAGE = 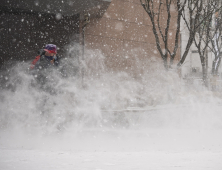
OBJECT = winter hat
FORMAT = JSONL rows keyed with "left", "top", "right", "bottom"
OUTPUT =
{"left": 44, "top": 44, "right": 57, "bottom": 54}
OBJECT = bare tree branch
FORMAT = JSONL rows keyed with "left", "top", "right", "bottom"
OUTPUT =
{"left": 141, "top": 0, "right": 186, "bottom": 69}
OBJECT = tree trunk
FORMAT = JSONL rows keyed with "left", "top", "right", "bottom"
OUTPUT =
{"left": 163, "top": 57, "right": 168, "bottom": 70}
{"left": 200, "top": 56, "right": 207, "bottom": 87}
{"left": 215, "top": 57, "right": 221, "bottom": 75}
{"left": 212, "top": 55, "right": 221, "bottom": 75}
{"left": 205, "top": 49, "right": 208, "bottom": 81}
{"left": 177, "top": 35, "right": 194, "bottom": 67}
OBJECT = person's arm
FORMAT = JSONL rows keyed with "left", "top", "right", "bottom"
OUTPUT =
{"left": 30, "top": 55, "right": 41, "bottom": 69}
{"left": 38, "top": 49, "right": 46, "bottom": 56}
{"left": 30, "top": 49, "right": 46, "bottom": 69}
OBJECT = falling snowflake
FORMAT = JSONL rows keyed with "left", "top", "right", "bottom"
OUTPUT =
{"left": 56, "top": 13, "right": 62, "bottom": 20}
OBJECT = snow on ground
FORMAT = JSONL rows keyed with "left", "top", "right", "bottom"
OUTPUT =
{"left": 1, "top": 128, "right": 222, "bottom": 170}
{"left": 1, "top": 54, "right": 222, "bottom": 169}
{"left": 1, "top": 149, "right": 222, "bottom": 170}
{"left": 1, "top": 120, "right": 222, "bottom": 170}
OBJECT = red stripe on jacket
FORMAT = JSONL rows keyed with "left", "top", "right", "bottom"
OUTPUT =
{"left": 30, "top": 55, "right": 40, "bottom": 69}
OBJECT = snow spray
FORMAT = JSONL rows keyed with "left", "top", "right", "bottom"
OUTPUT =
{"left": 0, "top": 44, "right": 222, "bottom": 152}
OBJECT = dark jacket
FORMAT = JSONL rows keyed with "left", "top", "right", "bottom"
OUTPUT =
{"left": 30, "top": 49, "right": 59, "bottom": 70}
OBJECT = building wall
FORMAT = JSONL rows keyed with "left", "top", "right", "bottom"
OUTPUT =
{"left": 84, "top": 0, "right": 180, "bottom": 75}
{"left": 0, "top": 0, "right": 180, "bottom": 75}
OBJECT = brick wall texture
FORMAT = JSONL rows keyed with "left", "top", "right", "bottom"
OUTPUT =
{"left": 84, "top": 0, "right": 180, "bottom": 73}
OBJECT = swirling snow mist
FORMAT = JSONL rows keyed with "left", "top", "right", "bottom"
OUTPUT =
{"left": 0, "top": 44, "right": 222, "bottom": 139}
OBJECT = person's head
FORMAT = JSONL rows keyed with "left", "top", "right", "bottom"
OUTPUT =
{"left": 44, "top": 44, "right": 57, "bottom": 56}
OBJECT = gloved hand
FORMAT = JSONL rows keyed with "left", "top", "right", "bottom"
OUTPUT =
{"left": 37, "top": 49, "right": 46, "bottom": 56}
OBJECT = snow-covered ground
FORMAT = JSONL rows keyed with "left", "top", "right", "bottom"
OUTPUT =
{"left": 1, "top": 126, "right": 222, "bottom": 170}
{"left": 1, "top": 149, "right": 222, "bottom": 170}
{"left": 1, "top": 54, "right": 222, "bottom": 169}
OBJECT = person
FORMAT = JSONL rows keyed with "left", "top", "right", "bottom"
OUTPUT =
{"left": 30, "top": 44, "right": 60, "bottom": 94}
{"left": 30, "top": 44, "right": 59, "bottom": 70}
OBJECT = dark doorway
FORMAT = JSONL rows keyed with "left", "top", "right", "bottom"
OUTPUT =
{"left": 0, "top": 9, "right": 80, "bottom": 68}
